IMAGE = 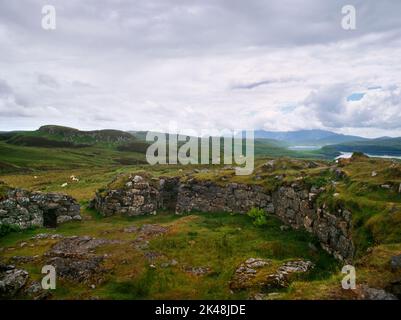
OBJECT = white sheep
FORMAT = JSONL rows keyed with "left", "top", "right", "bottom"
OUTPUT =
{"left": 70, "top": 175, "right": 79, "bottom": 182}
{"left": 61, "top": 183, "right": 68, "bottom": 188}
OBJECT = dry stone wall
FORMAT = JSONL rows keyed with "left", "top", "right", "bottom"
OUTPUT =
{"left": 93, "top": 175, "right": 354, "bottom": 262}
{"left": 0, "top": 187, "right": 81, "bottom": 230}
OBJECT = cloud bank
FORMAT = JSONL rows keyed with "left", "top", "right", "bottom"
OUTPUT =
{"left": 0, "top": 0, "right": 401, "bottom": 137}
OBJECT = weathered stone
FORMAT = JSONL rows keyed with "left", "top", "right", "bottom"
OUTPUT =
{"left": 44, "top": 236, "right": 119, "bottom": 284}
{"left": 263, "top": 260, "right": 314, "bottom": 291}
{"left": 360, "top": 285, "right": 397, "bottom": 300}
{"left": 24, "top": 281, "right": 51, "bottom": 300}
{"left": 183, "top": 266, "right": 211, "bottom": 276}
{"left": 0, "top": 187, "right": 81, "bottom": 230}
{"left": 0, "top": 264, "right": 29, "bottom": 298}
{"left": 230, "top": 258, "right": 272, "bottom": 290}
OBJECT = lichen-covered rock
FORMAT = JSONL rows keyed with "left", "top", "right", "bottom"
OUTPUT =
{"left": 24, "top": 281, "right": 51, "bottom": 300}
{"left": 230, "top": 258, "right": 272, "bottom": 291}
{"left": 0, "top": 263, "right": 29, "bottom": 298}
{"left": 263, "top": 260, "right": 314, "bottom": 290}
{"left": 44, "top": 236, "right": 120, "bottom": 283}
{"left": 230, "top": 258, "right": 313, "bottom": 293}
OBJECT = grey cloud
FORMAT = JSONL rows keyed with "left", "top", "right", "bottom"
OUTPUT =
{"left": 0, "top": 79, "right": 13, "bottom": 97}
{"left": 231, "top": 77, "right": 299, "bottom": 90}
{"left": 37, "top": 73, "right": 60, "bottom": 89}
{"left": 0, "top": 1, "right": 401, "bottom": 135}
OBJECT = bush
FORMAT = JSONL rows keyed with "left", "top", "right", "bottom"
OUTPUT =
{"left": 247, "top": 207, "right": 267, "bottom": 226}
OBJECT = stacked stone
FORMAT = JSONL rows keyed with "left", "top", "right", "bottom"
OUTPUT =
{"left": 92, "top": 175, "right": 160, "bottom": 217}
{"left": 0, "top": 188, "right": 81, "bottom": 230}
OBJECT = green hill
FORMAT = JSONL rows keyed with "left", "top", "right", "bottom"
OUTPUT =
{"left": 0, "top": 125, "right": 150, "bottom": 151}
{"left": 320, "top": 137, "right": 401, "bottom": 157}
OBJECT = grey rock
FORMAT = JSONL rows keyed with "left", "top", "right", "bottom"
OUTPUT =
{"left": 0, "top": 266, "right": 29, "bottom": 298}
{"left": 361, "top": 285, "right": 397, "bottom": 300}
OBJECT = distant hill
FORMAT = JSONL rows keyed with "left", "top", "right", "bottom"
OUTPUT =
{"left": 254, "top": 129, "right": 368, "bottom": 146}
{"left": 0, "top": 125, "right": 149, "bottom": 152}
{"left": 37, "top": 125, "right": 133, "bottom": 143}
{"left": 321, "top": 137, "right": 401, "bottom": 157}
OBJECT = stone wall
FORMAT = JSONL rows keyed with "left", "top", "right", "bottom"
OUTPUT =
{"left": 0, "top": 188, "right": 81, "bottom": 230}
{"left": 175, "top": 179, "right": 274, "bottom": 214}
{"left": 92, "top": 175, "right": 160, "bottom": 216}
{"left": 92, "top": 175, "right": 354, "bottom": 262}
{"left": 272, "top": 186, "right": 354, "bottom": 262}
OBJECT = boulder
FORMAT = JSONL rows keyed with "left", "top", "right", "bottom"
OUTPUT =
{"left": 360, "top": 285, "right": 397, "bottom": 300}
{"left": 0, "top": 264, "right": 29, "bottom": 298}
{"left": 263, "top": 260, "right": 314, "bottom": 290}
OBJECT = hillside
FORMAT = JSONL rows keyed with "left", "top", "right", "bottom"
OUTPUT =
{"left": 0, "top": 126, "right": 150, "bottom": 173}
{"left": 1, "top": 155, "right": 401, "bottom": 300}
{"left": 0, "top": 126, "right": 152, "bottom": 173}
{"left": 321, "top": 137, "right": 401, "bottom": 157}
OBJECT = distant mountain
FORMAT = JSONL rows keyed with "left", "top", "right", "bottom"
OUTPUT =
{"left": 254, "top": 129, "right": 368, "bottom": 146}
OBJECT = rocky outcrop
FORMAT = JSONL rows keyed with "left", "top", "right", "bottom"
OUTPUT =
{"left": 0, "top": 263, "right": 29, "bottom": 299}
{"left": 92, "top": 174, "right": 355, "bottom": 262}
{"left": 230, "top": 258, "right": 272, "bottom": 291}
{"left": 0, "top": 187, "right": 81, "bottom": 230}
{"left": 263, "top": 260, "right": 314, "bottom": 290}
{"left": 44, "top": 236, "right": 119, "bottom": 284}
{"left": 230, "top": 258, "right": 314, "bottom": 293}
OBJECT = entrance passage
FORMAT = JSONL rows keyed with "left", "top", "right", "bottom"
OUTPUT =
{"left": 43, "top": 209, "right": 57, "bottom": 228}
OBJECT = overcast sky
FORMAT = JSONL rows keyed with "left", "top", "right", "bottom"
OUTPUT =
{"left": 1, "top": 0, "right": 401, "bottom": 137}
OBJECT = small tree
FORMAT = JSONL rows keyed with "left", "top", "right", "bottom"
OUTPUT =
{"left": 247, "top": 207, "right": 267, "bottom": 226}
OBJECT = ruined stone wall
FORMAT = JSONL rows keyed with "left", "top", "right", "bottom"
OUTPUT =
{"left": 272, "top": 186, "right": 354, "bottom": 262}
{"left": 92, "top": 175, "right": 160, "bottom": 217}
{"left": 175, "top": 179, "right": 274, "bottom": 214}
{"left": 93, "top": 175, "right": 355, "bottom": 262}
{"left": 175, "top": 180, "right": 354, "bottom": 262}
{"left": 0, "top": 188, "right": 81, "bottom": 230}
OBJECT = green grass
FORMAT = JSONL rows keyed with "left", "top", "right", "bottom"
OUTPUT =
{"left": 0, "top": 210, "right": 339, "bottom": 300}
{"left": 2, "top": 137, "right": 401, "bottom": 299}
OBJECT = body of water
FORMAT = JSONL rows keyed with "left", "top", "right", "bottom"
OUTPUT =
{"left": 335, "top": 152, "right": 401, "bottom": 160}
{"left": 288, "top": 145, "right": 321, "bottom": 151}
